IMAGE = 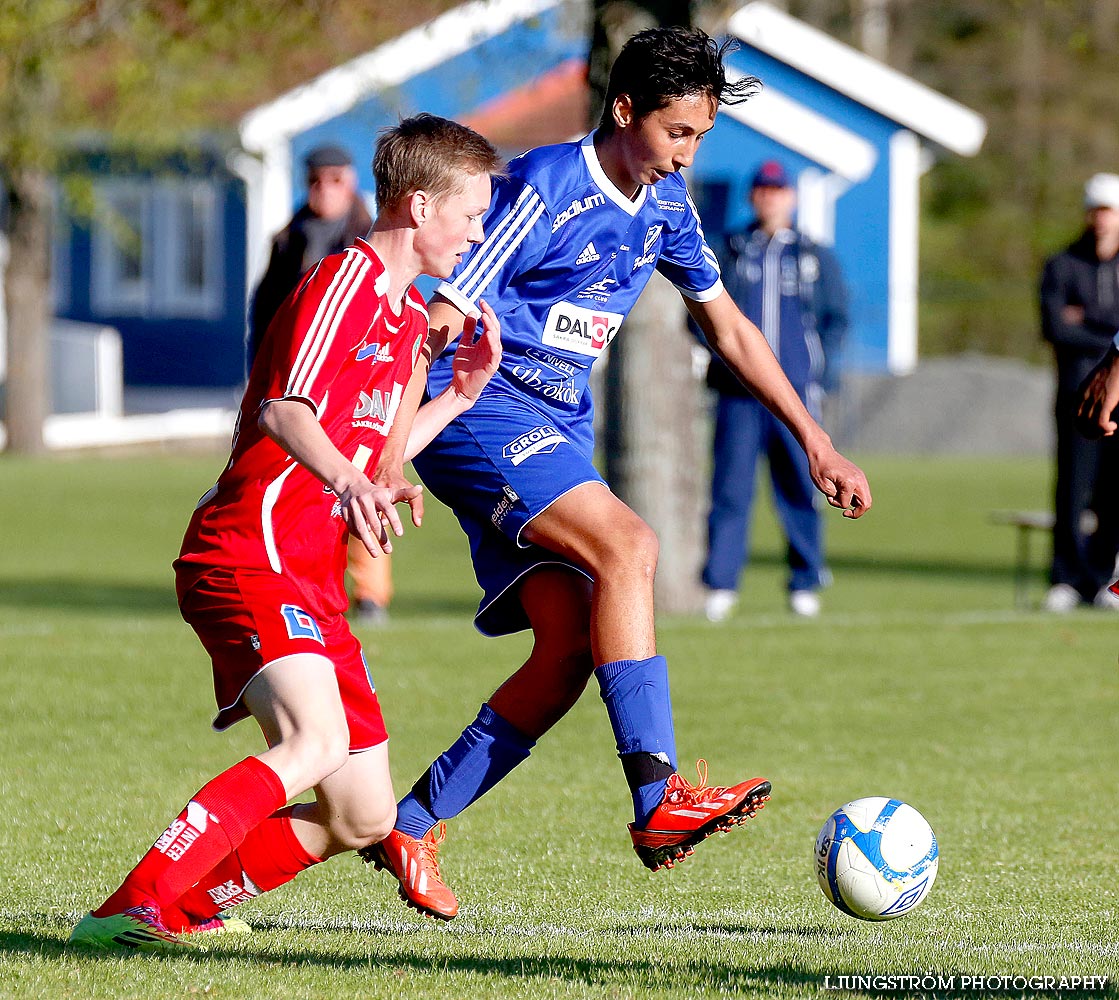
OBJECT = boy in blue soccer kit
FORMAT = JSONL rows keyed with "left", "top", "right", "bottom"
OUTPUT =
{"left": 367, "top": 27, "right": 872, "bottom": 920}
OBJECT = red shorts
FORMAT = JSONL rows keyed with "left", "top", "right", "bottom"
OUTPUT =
{"left": 178, "top": 567, "right": 387, "bottom": 751}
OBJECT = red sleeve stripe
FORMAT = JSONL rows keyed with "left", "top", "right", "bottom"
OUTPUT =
{"left": 286, "top": 249, "right": 370, "bottom": 404}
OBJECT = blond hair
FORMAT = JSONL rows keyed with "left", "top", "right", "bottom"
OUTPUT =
{"left": 373, "top": 114, "right": 503, "bottom": 212}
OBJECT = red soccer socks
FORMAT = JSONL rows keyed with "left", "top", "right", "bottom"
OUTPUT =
{"left": 95, "top": 756, "right": 286, "bottom": 918}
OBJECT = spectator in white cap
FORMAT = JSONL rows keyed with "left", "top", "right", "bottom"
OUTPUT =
{"left": 1038, "top": 173, "right": 1119, "bottom": 611}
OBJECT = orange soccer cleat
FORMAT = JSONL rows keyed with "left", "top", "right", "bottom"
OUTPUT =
{"left": 361, "top": 823, "right": 459, "bottom": 920}
{"left": 628, "top": 760, "right": 771, "bottom": 871}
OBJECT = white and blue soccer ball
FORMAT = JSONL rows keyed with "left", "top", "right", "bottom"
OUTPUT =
{"left": 814, "top": 797, "right": 938, "bottom": 921}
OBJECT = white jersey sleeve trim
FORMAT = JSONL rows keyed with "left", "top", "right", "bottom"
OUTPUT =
{"left": 434, "top": 281, "right": 479, "bottom": 319}
{"left": 676, "top": 278, "right": 725, "bottom": 303}
{"left": 456, "top": 187, "right": 546, "bottom": 301}
{"left": 259, "top": 393, "right": 321, "bottom": 418}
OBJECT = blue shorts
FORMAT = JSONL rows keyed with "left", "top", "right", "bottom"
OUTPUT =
{"left": 412, "top": 392, "right": 604, "bottom": 636}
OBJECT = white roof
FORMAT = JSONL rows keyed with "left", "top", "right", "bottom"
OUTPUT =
{"left": 721, "top": 70, "right": 877, "bottom": 183}
{"left": 240, "top": 0, "right": 564, "bottom": 152}
{"left": 727, "top": 1, "right": 986, "bottom": 157}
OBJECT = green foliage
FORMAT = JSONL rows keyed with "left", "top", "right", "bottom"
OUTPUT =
{"left": 0, "top": 0, "right": 336, "bottom": 175}
{"left": 0, "top": 451, "right": 1116, "bottom": 998}
{"left": 784, "top": 0, "right": 1119, "bottom": 361}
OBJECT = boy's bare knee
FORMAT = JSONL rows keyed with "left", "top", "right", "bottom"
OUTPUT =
{"left": 328, "top": 805, "right": 397, "bottom": 851}
{"left": 276, "top": 730, "right": 350, "bottom": 792}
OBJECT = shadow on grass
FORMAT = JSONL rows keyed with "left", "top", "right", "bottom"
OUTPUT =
{"left": 0, "top": 578, "right": 178, "bottom": 615}
{"left": 0, "top": 922, "right": 825, "bottom": 996}
{"left": 7, "top": 922, "right": 1114, "bottom": 999}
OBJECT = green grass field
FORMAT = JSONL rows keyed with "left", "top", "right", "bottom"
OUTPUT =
{"left": 0, "top": 451, "right": 1115, "bottom": 999}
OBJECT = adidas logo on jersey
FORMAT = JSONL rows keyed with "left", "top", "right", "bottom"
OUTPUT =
{"left": 575, "top": 242, "right": 601, "bottom": 265}
{"left": 356, "top": 342, "right": 394, "bottom": 363}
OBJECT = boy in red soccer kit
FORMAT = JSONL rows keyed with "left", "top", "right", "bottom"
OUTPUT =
{"left": 69, "top": 115, "right": 503, "bottom": 949}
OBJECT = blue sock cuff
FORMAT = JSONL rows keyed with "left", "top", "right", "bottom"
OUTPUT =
{"left": 636, "top": 778, "right": 669, "bottom": 827}
{"left": 596, "top": 655, "right": 666, "bottom": 687}
{"left": 395, "top": 793, "right": 439, "bottom": 840}
{"left": 476, "top": 703, "right": 537, "bottom": 750}
{"left": 595, "top": 655, "right": 676, "bottom": 766}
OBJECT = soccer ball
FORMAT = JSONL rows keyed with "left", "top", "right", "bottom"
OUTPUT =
{"left": 814, "top": 797, "right": 938, "bottom": 921}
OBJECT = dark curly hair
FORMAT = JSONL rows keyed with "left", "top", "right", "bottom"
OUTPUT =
{"left": 597, "top": 26, "right": 760, "bottom": 135}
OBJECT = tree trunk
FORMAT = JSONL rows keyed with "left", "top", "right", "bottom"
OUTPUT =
{"left": 591, "top": 0, "right": 705, "bottom": 614}
{"left": 3, "top": 168, "right": 52, "bottom": 454}
{"left": 854, "top": 0, "right": 890, "bottom": 62}
{"left": 603, "top": 273, "right": 705, "bottom": 613}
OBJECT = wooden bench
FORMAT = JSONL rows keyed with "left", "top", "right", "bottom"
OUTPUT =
{"left": 989, "top": 510, "right": 1054, "bottom": 608}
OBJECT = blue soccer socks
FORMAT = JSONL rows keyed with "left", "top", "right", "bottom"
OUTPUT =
{"left": 395, "top": 703, "right": 536, "bottom": 839}
{"left": 596, "top": 655, "right": 678, "bottom": 826}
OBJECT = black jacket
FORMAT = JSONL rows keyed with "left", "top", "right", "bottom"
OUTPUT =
{"left": 1040, "top": 231, "right": 1119, "bottom": 393}
{"left": 247, "top": 199, "right": 374, "bottom": 365}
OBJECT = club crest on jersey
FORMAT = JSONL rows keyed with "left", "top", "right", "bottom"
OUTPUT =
{"left": 552, "top": 193, "right": 606, "bottom": 233}
{"left": 542, "top": 302, "right": 622, "bottom": 357}
{"left": 644, "top": 224, "right": 663, "bottom": 253}
{"left": 501, "top": 425, "right": 566, "bottom": 466}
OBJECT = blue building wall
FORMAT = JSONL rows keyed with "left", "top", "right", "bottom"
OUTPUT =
{"left": 57, "top": 153, "right": 248, "bottom": 388}
{"left": 692, "top": 45, "right": 906, "bottom": 373}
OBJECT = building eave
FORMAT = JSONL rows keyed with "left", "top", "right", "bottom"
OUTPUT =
{"left": 728, "top": 1, "right": 986, "bottom": 157}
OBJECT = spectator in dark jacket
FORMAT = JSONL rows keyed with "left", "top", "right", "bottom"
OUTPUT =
{"left": 702, "top": 160, "right": 848, "bottom": 622}
{"left": 248, "top": 144, "right": 374, "bottom": 363}
{"left": 1039, "top": 172, "right": 1119, "bottom": 611}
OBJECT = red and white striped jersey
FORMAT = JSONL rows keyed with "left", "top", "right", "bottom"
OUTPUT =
{"left": 175, "top": 238, "right": 428, "bottom": 619}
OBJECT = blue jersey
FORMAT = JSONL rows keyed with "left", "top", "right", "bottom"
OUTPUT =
{"left": 417, "top": 132, "right": 723, "bottom": 636}
{"left": 430, "top": 132, "right": 723, "bottom": 452}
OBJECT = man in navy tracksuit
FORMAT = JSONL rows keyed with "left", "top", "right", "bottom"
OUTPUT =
{"left": 702, "top": 160, "right": 848, "bottom": 621}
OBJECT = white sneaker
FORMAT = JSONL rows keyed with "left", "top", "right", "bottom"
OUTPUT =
{"left": 789, "top": 590, "right": 821, "bottom": 618}
{"left": 1043, "top": 583, "right": 1080, "bottom": 613}
{"left": 1093, "top": 585, "right": 1119, "bottom": 611}
{"left": 704, "top": 589, "right": 737, "bottom": 623}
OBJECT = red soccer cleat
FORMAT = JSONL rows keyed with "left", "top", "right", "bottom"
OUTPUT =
{"left": 361, "top": 824, "right": 459, "bottom": 920}
{"left": 628, "top": 760, "right": 771, "bottom": 871}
